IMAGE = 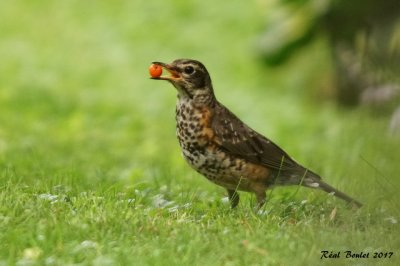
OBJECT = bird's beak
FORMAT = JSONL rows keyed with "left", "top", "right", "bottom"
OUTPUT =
{"left": 151, "top": 61, "right": 181, "bottom": 81}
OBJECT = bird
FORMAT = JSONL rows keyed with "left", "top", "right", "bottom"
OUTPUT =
{"left": 150, "top": 59, "right": 362, "bottom": 209}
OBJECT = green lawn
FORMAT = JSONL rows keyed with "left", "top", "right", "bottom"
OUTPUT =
{"left": 1, "top": 1, "right": 399, "bottom": 265}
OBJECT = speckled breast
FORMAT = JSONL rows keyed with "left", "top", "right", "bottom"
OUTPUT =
{"left": 175, "top": 99, "right": 216, "bottom": 173}
{"left": 175, "top": 99, "right": 269, "bottom": 191}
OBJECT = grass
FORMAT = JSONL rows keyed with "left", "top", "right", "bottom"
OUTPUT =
{"left": 0, "top": 1, "right": 399, "bottom": 265}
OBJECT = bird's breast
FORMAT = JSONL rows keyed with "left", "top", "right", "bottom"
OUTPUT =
{"left": 174, "top": 99, "right": 271, "bottom": 191}
{"left": 175, "top": 100, "right": 213, "bottom": 149}
{"left": 175, "top": 100, "right": 217, "bottom": 168}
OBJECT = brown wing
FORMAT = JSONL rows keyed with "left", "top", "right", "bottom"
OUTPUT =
{"left": 211, "top": 103, "right": 300, "bottom": 172}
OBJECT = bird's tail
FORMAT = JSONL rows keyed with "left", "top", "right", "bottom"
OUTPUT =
{"left": 302, "top": 170, "right": 363, "bottom": 208}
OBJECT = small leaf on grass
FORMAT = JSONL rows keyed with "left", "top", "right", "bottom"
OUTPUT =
{"left": 329, "top": 207, "right": 337, "bottom": 221}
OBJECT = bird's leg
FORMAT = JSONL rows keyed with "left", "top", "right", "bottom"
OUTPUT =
{"left": 227, "top": 189, "right": 240, "bottom": 208}
{"left": 255, "top": 191, "right": 266, "bottom": 210}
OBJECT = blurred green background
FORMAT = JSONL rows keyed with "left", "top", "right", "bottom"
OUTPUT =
{"left": 0, "top": 0, "right": 399, "bottom": 265}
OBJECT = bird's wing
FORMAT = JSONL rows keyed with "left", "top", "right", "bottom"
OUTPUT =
{"left": 211, "top": 103, "right": 299, "bottom": 171}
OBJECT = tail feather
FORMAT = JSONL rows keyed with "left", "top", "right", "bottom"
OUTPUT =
{"left": 316, "top": 180, "right": 363, "bottom": 208}
{"left": 303, "top": 170, "right": 363, "bottom": 208}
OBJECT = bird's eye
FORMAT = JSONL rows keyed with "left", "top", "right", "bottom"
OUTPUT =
{"left": 183, "top": 66, "right": 195, "bottom": 75}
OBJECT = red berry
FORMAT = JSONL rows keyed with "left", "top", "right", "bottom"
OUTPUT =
{"left": 149, "top": 64, "right": 162, "bottom": 78}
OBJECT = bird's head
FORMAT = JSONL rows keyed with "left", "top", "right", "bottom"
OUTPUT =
{"left": 151, "top": 59, "right": 215, "bottom": 103}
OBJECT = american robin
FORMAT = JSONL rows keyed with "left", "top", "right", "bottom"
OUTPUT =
{"left": 151, "top": 59, "right": 362, "bottom": 209}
